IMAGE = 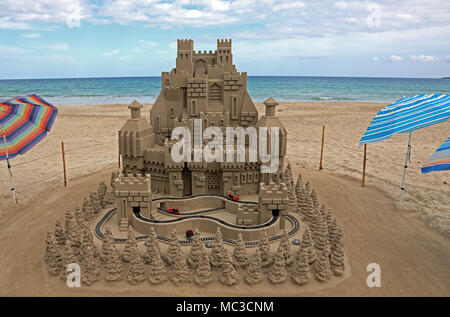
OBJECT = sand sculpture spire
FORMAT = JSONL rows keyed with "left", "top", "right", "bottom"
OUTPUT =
{"left": 164, "top": 229, "right": 180, "bottom": 267}
{"left": 291, "top": 243, "right": 311, "bottom": 286}
{"left": 232, "top": 233, "right": 248, "bottom": 269}
{"left": 54, "top": 219, "right": 65, "bottom": 247}
{"left": 258, "top": 229, "right": 272, "bottom": 267}
{"left": 81, "top": 246, "right": 100, "bottom": 285}
{"left": 171, "top": 248, "right": 191, "bottom": 285}
{"left": 122, "top": 225, "right": 137, "bottom": 262}
{"left": 268, "top": 245, "right": 287, "bottom": 284}
{"left": 244, "top": 248, "right": 263, "bottom": 285}
{"left": 194, "top": 244, "right": 212, "bottom": 286}
{"left": 219, "top": 249, "right": 239, "bottom": 286}
{"left": 127, "top": 244, "right": 146, "bottom": 285}
{"left": 210, "top": 227, "right": 225, "bottom": 268}
{"left": 148, "top": 241, "right": 168, "bottom": 285}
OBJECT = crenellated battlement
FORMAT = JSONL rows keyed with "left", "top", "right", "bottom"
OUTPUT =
{"left": 217, "top": 39, "right": 232, "bottom": 48}
{"left": 177, "top": 39, "right": 194, "bottom": 51}
{"left": 193, "top": 50, "right": 215, "bottom": 56}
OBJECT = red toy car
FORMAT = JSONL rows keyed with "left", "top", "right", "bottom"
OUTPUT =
{"left": 228, "top": 193, "right": 239, "bottom": 201}
{"left": 168, "top": 207, "right": 180, "bottom": 215}
{"left": 186, "top": 229, "right": 194, "bottom": 239}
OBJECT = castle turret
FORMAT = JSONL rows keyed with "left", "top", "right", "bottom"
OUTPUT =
{"left": 217, "top": 39, "right": 233, "bottom": 70}
{"left": 119, "top": 100, "right": 154, "bottom": 173}
{"left": 176, "top": 39, "right": 194, "bottom": 74}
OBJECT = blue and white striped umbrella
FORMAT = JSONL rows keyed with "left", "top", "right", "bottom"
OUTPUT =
{"left": 360, "top": 94, "right": 450, "bottom": 145}
{"left": 421, "top": 137, "right": 450, "bottom": 174}
{"left": 359, "top": 94, "right": 450, "bottom": 203}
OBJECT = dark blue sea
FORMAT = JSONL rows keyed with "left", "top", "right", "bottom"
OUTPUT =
{"left": 0, "top": 76, "right": 449, "bottom": 105}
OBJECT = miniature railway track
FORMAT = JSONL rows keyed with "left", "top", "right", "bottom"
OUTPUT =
{"left": 95, "top": 194, "right": 300, "bottom": 246}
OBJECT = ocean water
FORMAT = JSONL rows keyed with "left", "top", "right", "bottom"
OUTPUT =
{"left": 0, "top": 76, "right": 449, "bottom": 105}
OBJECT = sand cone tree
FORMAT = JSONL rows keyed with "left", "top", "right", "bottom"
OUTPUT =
{"left": 280, "top": 231, "right": 293, "bottom": 265}
{"left": 97, "top": 181, "right": 108, "bottom": 209}
{"left": 301, "top": 193, "right": 315, "bottom": 226}
{"left": 143, "top": 227, "right": 161, "bottom": 264}
{"left": 100, "top": 227, "right": 115, "bottom": 264}
{"left": 81, "top": 246, "right": 100, "bottom": 285}
{"left": 164, "top": 229, "right": 179, "bottom": 267}
{"left": 46, "top": 233, "right": 63, "bottom": 276}
{"left": 127, "top": 246, "right": 146, "bottom": 285}
{"left": 219, "top": 249, "right": 239, "bottom": 286}
{"left": 171, "top": 249, "right": 191, "bottom": 286}
{"left": 80, "top": 227, "right": 99, "bottom": 261}
{"left": 187, "top": 229, "right": 204, "bottom": 268}
{"left": 330, "top": 240, "right": 345, "bottom": 276}
{"left": 44, "top": 231, "right": 53, "bottom": 264}
{"left": 268, "top": 246, "right": 287, "bottom": 284}
{"left": 148, "top": 244, "right": 168, "bottom": 285}
{"left": 296, "top": 184, "right": 307, "bottom": 216}
{"left": 329, "top": 218, "right": 344, "bottom": 252}
{"left": 89, "top": 192, "right": 101, "bottom": 214}
{"left": 104, "top": 245, "right": 124, "bottom": 282}
{"left": 210, "top": 227, "right": 225, "bottom": 268}
{"left": 258, "top": 229, "right": 272, "bottom": 267}
{"left": 310, "top": 189, "right": 319, "bottom": 211}
{"left": 82, "top": 197, "right": 95, "bottom": 221}
{"left": 291, "top": 244, "right": 311, "bottom": 286}
{"left": 301, "top": 227, "right": 316, "bottom": 264}
{"left": 110, "top": 171, "right": 118, "bottom": 189}
{"left": 194, "top": 246, "right": 213, "bottom": 287}
{"left": 60, "top": 240, "right": 77, "bottom": 280}
{"left": 313, "top": 214, "right": 330, "bottom": 252}
{"left": 64, "top": 210, "right": 73, "bottom": 241}
{"left": 54, "top": 219, "right": 65, "bottom": 247}
{"left": 67, "top": 217, "right": 81, "bottom": 256}
{"left": 122, "top": 225, "right": 137, "bottom": 263}
{"left": 244, "top": 249, "right": 263, "bottom": 285}
{"left": 304, "top": 181, "right": 311, "bottom": 196}
{"left": 288, "top": 184, "right": 297, "bottom": 214}
{"left": 314, "top": 250, "right": 333, "bottom": 282}
{"left": 295, "top": 174, "right": 303, "bottom": 194}
{"left": 232, "top": 233, "right": 248, "bottom": 269}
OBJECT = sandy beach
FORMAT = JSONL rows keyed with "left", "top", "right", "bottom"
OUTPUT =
{"left": 0, "top": 102, "right": 449, "bottom": 296}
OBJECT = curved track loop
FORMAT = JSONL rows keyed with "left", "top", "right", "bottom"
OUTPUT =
{"left": 95, "top": 194, "right": 300, "bottom": 246}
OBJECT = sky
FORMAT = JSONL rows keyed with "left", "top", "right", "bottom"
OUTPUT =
{"left": 0, "top": 0, "right": 449, "bottom": 79}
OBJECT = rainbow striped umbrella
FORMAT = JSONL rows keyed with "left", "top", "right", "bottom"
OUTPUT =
{"left": 421, "top": 137, "right": 450, "bottom": 173}
{"left": 0, "top": 94, "right": 58, "bottom": 203}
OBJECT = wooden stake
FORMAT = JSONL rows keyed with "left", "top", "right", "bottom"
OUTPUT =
{"left": 319, "top": 125, "right": 325, "bottom": 170}
{"left": 362, "top": 144, "right": 367, "bottom": 187}
{"left": 118, "top": 130, "right": 121, "bottom": 168}
{"left": 61, "top": 141, "right": 67, "bottom": 187}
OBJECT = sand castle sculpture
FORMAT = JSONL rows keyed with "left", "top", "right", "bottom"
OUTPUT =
{"left": 43, "top": 39, "right": 346, "bottom": 289}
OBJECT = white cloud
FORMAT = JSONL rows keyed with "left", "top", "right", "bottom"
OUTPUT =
{"left": 43, "top": 43, "right": 70, "bottom": 51}
{"left": 333, "top": 1, "right": 349, "bottom": 9}
{"left": 389, "top": 55, "right": 403, "bottom": 62}
{"left": 372, "top": 56, "right": 379, "bottom": 62}
{"left": 0, "top": 0, "right": 91, "bottom": 29}
{"left": 138, "top": 40, "right": 159, "bottom": 48}
{"left": 100, "top": 49, "right": 120, "bottom": 57}
{"left": 273, "top": 1, "right": 305, "bottom": 11}
{"left": 22, "top": 32, "right": 40, "bottom": 38}
{"left": 411, "top": 55, "right": 438, "bottom": 62}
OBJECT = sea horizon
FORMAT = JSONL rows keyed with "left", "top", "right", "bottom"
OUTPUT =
{"left": 1, "top": 75, "right": 449, "bottom": 105}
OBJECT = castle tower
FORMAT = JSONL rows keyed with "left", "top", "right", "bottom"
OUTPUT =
{"left": 176, "top": 39, "right": 194, "bottom": 74}
{"left": 119, "top": 100, "right": 154, "bottom": 173}
{"left": 217, "top": 39, "right": 232, "bottom": 70}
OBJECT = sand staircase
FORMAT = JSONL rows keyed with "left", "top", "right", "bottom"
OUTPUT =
{"left": 119, "top": 218, "right": 129, "bottom": 231}
{"left": 208, "top": 103, "right": 224, "bottom": 112}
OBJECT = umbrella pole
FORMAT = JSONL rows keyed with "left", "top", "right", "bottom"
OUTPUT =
{"left": 0, "top": 123, "right": 17, "bottom": 204}
{"left": 399, "top": 131, "right": 412, "bottom": 204}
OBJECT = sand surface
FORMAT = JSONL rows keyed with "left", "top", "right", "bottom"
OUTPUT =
{"left": 0, "top": 102, "right": 449, "bottom": 296}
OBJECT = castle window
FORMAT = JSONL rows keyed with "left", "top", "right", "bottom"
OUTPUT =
{"left": 226, "top": 56, "right": 228, "bottom": 63}
{"left": 186, "top": 53, "right": 188, "bottom": 58}
{"left": 234, "top": 174, "right": 239, "bottom": 184}
{"left": 220, "top": 56, "right": 223, "bottom": 62}
{"left": 231, "top": 96, "right": 238, "bottom": 119}
{"left": 155, "top": 116, "right": 160, "bottom": 132}
{"left": 203, "top": 118, "right": 208, "bottom": 129}
{"left": 190, "top": 99, "right": 197, "bottom": 116}
{"left": 169, "top": 107, "right": 175, "bottom": 118}
{"left": 248, "top": 173, "right": 252, "bottom": 183}
{"left": 180, "top": 53, "right": 183, "bottom": 59}
{"left": 241, "top": 173, "right": 246, "bottom": 184}
{"left": 220, "top": 118, "right": 224, "bottom": 126}
{"left": 254, "top": 172, "right": 259, "bottom": 183}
